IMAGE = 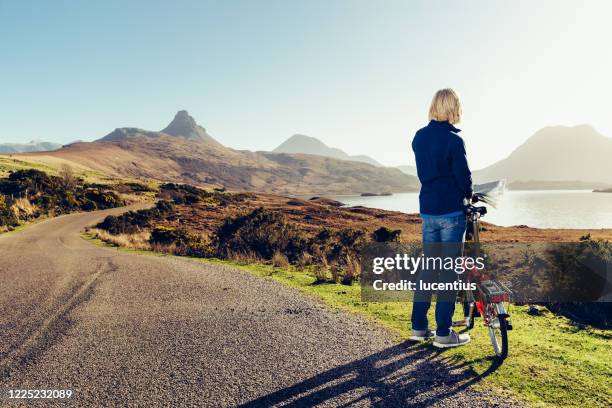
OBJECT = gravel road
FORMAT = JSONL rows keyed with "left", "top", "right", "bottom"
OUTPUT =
{"left": 0, "top": 207, "right": 521, "bottom": 407}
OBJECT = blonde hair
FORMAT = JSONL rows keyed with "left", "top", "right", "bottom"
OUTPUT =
{"left": 428, "top": 88, "right": 462, "bottom": 124}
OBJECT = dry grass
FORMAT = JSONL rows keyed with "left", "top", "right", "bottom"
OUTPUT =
{"left": 11, "top": 197, "right": 37, "bottom": 219}
{"left": 226, "top": 250, "right": 261, "bottom": 265}
{"left": 312, "top": 267, "right": 329, "bottom": 283}
{"left": 341, "top": 253, "right": 361, "bottom": 285}
{"left": 311, "top": 247, "right": 330, "bottom": 282}
{"left": 296, "top": 252, "right": 314, "bottom": 269}
{"left": 271, "top": 251, "right": 290, "bottom": 268}
{"left": 90, "top": 228, "right": 151, "bottom": 250}
{"left": 150, "top": 242, "right": 177, "bottom": 254}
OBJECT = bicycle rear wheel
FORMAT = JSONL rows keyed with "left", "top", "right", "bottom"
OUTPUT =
{"left": 488, "top": 313, "right": 508, "bottom": 359}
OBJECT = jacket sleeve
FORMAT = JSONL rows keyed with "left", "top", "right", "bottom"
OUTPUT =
{"left": 451, "top": 137, "right": 473, "bottom": 200}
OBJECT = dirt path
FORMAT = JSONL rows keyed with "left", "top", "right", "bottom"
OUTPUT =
{"left": 0, "top": 207, "right": 521, "bottom": 407}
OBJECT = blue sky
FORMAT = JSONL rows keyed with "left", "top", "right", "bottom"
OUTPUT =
{"left": 1, "top": 0, "right": 611, "bottom": 168}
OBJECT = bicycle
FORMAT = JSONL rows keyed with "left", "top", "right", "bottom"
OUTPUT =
{"left": 454, "top": 192, "right": 513, "bottom": 360}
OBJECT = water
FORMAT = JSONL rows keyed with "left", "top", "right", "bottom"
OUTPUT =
{"left": 330, "top": 190, "right": 612, "bottom": 229}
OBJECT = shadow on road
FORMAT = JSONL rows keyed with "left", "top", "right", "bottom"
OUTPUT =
{"left": 239, "top": 342, "right": 503, "bottom": 407}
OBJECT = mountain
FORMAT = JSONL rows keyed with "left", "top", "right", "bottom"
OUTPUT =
{"left": 396, "top": 165, "right": 417, "bottom": 176}
{"left": 160, "top": 110, "right": 223, "bottom": 146}
{"left": 475, "top": 125, "right": 612, "bottom": 186}
{"left": 39, "top": 111, "right": 418, "bottom": 195}
{"left": 0, "top": 140, "right": 61, "bottom": 153}
{"left": 100, "top": 110, "right": 222, "bottom": 146}
{"left": 273, "top": 134, "right": 382, "bottom": 167}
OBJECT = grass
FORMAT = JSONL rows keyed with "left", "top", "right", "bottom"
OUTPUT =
{"left": 82, "top": 233, "right": 612, "bottom": 407}
{"left": 0, "top": 155, "right": 156, "bottom": 187}
{"left": 222, "top": 264, "right": 611, "bottom": 408}
{"left": 0, "top": 156, "right": 61, "bottom": 176}
{"left": 0, "top": 213, "right": 58, "bottom": 236}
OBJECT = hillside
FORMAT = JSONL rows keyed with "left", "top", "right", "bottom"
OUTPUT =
{"left": 29, "top": 111, "right": 418, "bottom": 195}
{"left": 0, "top": 140, "right": 61, "bottom": 153}
{"left": 396, "top": 165, "right": 417, "bottom": 176}
{"left": 274, "top": 134, "right": 382, "bottom": 167}
{"left": 475, "top": 125, "right": 612, "bottom": 186}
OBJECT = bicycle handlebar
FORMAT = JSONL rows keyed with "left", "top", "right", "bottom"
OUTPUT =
{"left": 466, "top": 204, "right": 487, "bottom": 217}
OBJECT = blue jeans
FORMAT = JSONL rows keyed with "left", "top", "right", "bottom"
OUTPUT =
{"left": 411, "top": 213, "right": 466, "bottom": 336}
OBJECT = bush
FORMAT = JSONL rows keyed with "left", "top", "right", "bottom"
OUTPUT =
{"left": 315, "top": 227, "right": 332, "bottom": 242}
{"left": 341, "top": 253, "right": 361, "bottom": 285}
{"left": 0, "top": 169, "right": 61, "bottom": 195}
{"left": 372, "top": 227, "right": 401, "bottom": 242}
{"left": 544, "top": 239, "right": 612, "bottom": 327}
{"left": 96, "top": 201, "right": 174, "bottom": 235}
{"left": 83, "top": 189, "right": 124, "bottom": 209}
{"left": 149, "top": 226, "right": 213, "bottom": 258}
{"left": 272, "top": 252, "right": 290, "bottom": 268}
{"left": 150, "top": 226, "right": 189, "bottom": 245}
{"left": 155, "top": 200, "right": 175, "bottom": 213}
{"left": 97, "top": 215, "right": 129, "bottom": 235}
{"left": 0, "top": 169, "right": 125, "bottom": 218}
{"left": 213, "top": 208, "right": 307, "bottom": 263}
{"left": 545, "top": 239, "right": 611, "bottom": 302}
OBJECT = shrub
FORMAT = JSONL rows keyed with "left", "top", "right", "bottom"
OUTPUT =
{"left": 272, "top": 252, "right": 290, "bottom": 268}
{"left": 544, "top": 239, "right": 612, "bottom": 327}
{"left": 296, "top": 252, "right": 314, "bottom": 269}
{"left": 0, "top": 169, "right": 61, "bottom": 195}
{"left": 226, "top": 250, "right": 261, "bottom": 265}
{"left": 341, "top": 253, "right": 361, "bottom": 285}
{"left": 545, "top": 240, "right": 611, "bottom": 301}
{"left": 0, "top": 169, "right": 125, "bottom": 219}
{"left": 97, "top": 215, "right": 127, "bottom": 235}
{"left": 155, "top": 200, "right": 175, "bottom": 213}
{"left": 149, "top": 225, "right": 212, "bottom": 258}
{"left": 150, "top": 226, "right": 190, "bottom": 246}
{"left": 213, "top": 207, "right": 308, "bottom": 263}
{"left": 337, "top": 228, "right": 365, "bottom": 247}
{"left": 83, "top": 189, "right": 124, "bottom": 209}
{"left": 96, "top": 201, "right": 175, "bottom": 235}
{"left": 327, "top": 228, "right": 365, "bottom": 264}
{"left": 372, "top": 227, "right": 401, "bottom": 242}
{"left": 315, "top": 227, "right": 332, "bottom": 242}
{"left": 313, "top": 266, "right": 329, "bottom": 283}
{"left": 0, "top": 194, "right": 18, "bottom": 227}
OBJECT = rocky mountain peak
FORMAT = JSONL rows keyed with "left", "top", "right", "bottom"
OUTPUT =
{"left": 99, "top": 110, "right": 223, "bottom": 146}
{"left": 161, "top": 110, "right": 206, "bottom": 140}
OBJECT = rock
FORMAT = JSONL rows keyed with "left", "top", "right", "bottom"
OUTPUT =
{"left": 161, "top": 110, "right": 221, "bottom": 145}
{"left": 527, "top": 305, "right": 542, "bottom": 316}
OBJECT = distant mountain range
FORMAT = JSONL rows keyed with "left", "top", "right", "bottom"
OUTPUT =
{"left": 396, "top": 125, "right": 612, "bottom": 189}
{"left": 0, "top": 140, "right": 61, "bottom": 153}
{"left": 273, "top": 134, "right": 382, "bottom": 167}
{"left": 32, "top": 111, "right": 418, "bottom": 195}
{"left": 474, "top": 124, "right": 612, "bottom": 188}
{"left": 396, "top": 165, "right": 417, "bottom": 176}
{"left": 8, "top": 115, "right": 612, "bottom": 193}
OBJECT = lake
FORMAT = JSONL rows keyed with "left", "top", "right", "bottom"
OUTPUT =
{"left": 330, "top": 190, "right": 612, "bottom": 229}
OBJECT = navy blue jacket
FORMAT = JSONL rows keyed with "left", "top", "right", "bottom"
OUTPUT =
{"left": 412, "top": 120, "right": 473, "bottom": 215}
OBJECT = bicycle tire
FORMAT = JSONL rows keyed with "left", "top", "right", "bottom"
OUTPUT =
{"left": 489, "top": 315, "right": 508, "bottom": 359}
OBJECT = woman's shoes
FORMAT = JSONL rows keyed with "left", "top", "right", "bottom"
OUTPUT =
{"left": 409, "top": 329, "right": 435, "bottom": 341}
{"left": 432, "top": 331, "right": 471, "bottom": 348}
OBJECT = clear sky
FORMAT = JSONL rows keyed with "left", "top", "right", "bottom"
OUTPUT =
{"left": 1, "top": 0, "right": 611, "bottom": 169}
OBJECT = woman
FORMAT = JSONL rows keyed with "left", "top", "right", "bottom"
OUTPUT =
{"left": 410, "top": 88, "right": 473, "bottom": 348}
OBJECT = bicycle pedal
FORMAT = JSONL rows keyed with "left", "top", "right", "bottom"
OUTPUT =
{"left": 452, "top": 320, "right": 467, "bottom": 327}
{"left": 506, "top": 320, "right": 513, "bottom": 330}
